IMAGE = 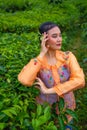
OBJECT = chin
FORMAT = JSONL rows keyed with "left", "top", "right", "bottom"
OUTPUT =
{"left": 56, "top": 47, "right": 61, "bottom": 50}
{"left": 50, "top": 46, "right": 61, "bottom": 50}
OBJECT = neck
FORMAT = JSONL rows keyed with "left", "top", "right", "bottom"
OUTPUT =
{"left": 46, "top": 49, "right": 56, "bottom": 58}
{"left": 45, "top": 49, "right": 58, "bottom": 65}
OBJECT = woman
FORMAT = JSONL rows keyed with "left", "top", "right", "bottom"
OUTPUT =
{"left": 18, "top": 22, "right": 85, "bottom": 129}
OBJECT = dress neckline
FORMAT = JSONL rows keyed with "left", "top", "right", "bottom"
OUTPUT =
{"left": 43, "top": 50, "right": 64, "bottom": 68}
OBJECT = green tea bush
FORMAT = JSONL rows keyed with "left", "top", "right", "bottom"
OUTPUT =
{"left": 81, "top": 22, "right": 87, "bottom": 41}
{"left": 0, "top": 32, "right": 39, "bottom": 129}
{"left": 0, "top": 0, "right": 82, "bottom": 33}
{"left": 0, "top": 0, "right": 87, "bottom": 129}
{"left": 49, "top": 0, "right": 63, "bottom": 4}
{"left": 0, "top": 0, "right": 32, "bottom": 12}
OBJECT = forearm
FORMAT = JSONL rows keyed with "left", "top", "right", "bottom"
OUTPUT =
{"left": 45, "top": 87, "right": 56, "bottom": 94}
{"left": 53, "top": 52, "right": 85, "bottom": 96}
{"left": 54, "top": 70, "right": 85, "bottom": 96}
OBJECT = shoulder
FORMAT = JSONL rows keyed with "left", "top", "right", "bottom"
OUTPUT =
{"left": 60, "top": 50, "right": 71, "bottom": 60}
{"left": 56, "top": 50, "right": 76, "bottom": 62}
{"left": 64, "top": 51, "right": 70, "bottom": 59}
{"left": 64, "top": 51, "right": 77, "bottom": 61}
{"left": 56, "top": 50, "right": 71, "bottom": 55}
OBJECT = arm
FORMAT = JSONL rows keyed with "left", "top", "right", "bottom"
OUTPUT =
{"left": 18, "top": 57, "right": 43, "bottom": 86}
{"left": 18, "top": 32, "right": 49, "bottom": 86}
{"left": 34, "top": 52, "right": 85, "bottom": 96}
{"left": 53, "top": 52, "right": 85, "bottom": 96}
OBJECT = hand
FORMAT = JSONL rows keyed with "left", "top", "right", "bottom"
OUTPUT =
{"left": 34, "top": 77, "right": 48, "bottom": 94}
{"left": 39, "top": 32, "right": 49, "bottom": 57}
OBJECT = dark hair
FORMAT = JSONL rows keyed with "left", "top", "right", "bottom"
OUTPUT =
{"left": 39, "top": 21, "right": 58, "bottom": 34}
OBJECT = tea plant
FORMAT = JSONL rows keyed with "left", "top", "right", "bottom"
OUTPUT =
{"left": 0, "top": 0, "right": 87, "bottom": 129}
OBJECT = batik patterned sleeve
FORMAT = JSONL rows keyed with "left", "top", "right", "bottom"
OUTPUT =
{"left": 18, "top": 56, "right": 43, "bottom": 86}
{"left": 54, "top": 52, "right": 85, "bottom": 96}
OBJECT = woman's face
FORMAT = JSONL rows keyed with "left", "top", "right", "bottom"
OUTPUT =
{"left": 46, "top": 26, "right": 62, "bottom": 50}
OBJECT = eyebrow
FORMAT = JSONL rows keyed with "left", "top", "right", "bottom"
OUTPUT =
{"left": 51, "top": 33, "right": 61, "bottom": 35}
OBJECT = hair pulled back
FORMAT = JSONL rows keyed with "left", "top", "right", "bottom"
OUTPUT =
{"left": 39, "top": 22, "right": 58, "bottom": 34}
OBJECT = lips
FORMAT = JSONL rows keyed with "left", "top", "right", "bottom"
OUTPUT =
{"left": 56, "top": 43, "right": 61, "bottom": 46}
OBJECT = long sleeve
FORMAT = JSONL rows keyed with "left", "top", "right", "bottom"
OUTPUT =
{"left": 18, "top": 57, "right": 42, "bottom": 86}
{"left": 54, "top": 52, "right": 85, "bottom": 96}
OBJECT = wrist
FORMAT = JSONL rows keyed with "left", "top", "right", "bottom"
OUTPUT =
{"left": 38, "top": 52, "right": 45, "bottom": 58}
{"left": 46, "top": 88, "right": 56, "bottom": 94}
{"left": 44, "top": 88, "right": 49, "bottom": 94}
{"left": 37, "top": 53, "right": 44, "bottom": 63}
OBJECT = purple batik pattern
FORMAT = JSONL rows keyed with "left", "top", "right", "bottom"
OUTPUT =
{"left": 58, "top": 65, "right": 70, "bottom": 83}
{"left": 37, "top": 68, "right": 58, "bottom": 104}
{"left": 36, "top": 64, "right": 76, "bottom": 110}
{"left": 58, "top": 65, "right": 76, "bottom": 110}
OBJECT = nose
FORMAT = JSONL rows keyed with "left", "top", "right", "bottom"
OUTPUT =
{"left": 57, "top": 36, "right": 62, "bottom": 42}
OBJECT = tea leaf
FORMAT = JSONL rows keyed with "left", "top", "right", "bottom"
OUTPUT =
{"left": 58, "top": 115, "right": 65, "bottom": 130}
{"left": 66, "top": 109, "right": 78, "bottom": 122}
{"left": 37, "top": 104, "right": 42, "bottom": 117}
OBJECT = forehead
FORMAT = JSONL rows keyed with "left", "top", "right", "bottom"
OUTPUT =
{"left": 47, "top": 26, "right": 61, "bottom": 35}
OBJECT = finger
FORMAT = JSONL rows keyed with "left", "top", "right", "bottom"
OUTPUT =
{"left": 36, "top": 77, "right": 42, "bottom": 83}
{"left": 41, "top": 33, "right": 46, "bottom": 41}
{"left": 42, "top": 33, "right": 49, "bottom": 43}
{"left": 34, "top": 82, "right": 40, "bottom": 86}
{"left": 35, "top": 86, "right": 40, "bottom": 90}
{"left": 36, "top": 77, "right": 41, "bottom": 81}
{"left": 43, "top": 32, "right": 48, "bottom": 38}
{"left": 43, "top": 35, "right": 49, "bottom": 42}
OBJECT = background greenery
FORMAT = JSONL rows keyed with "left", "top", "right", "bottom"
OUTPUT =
{"left": 0, "top": 0, "right": 87, "bottom": 129}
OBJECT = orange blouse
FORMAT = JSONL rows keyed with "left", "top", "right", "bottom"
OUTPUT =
{"left": 18, "top": 50, "right": 85, "bottom": 96}
{"left": 18, "top": 50, "right": 85, "bottom": 122}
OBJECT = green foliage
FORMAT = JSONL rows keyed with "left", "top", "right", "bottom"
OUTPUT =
{"left": 0, "top": 32, "right": 40, "bottom": 129}
{"left": 0, "top": 0, "right": 32, "bottom": 12}
{"left": 49, "top": 0, "right": 63, "bottom": 4}
{"left": 31, "top": 105, "right": 57, "bottom": 130}
{"left": 57, "top": 98, "right": 78, "bottom": 130}
{"left": 0, "top": 0, "right": 86, "bottom": 34}
{"left": 0, "top": 0, "right": 87, "bottom": 129}
{"left": 81, "top": 22, "right": 87, "bottom": 41}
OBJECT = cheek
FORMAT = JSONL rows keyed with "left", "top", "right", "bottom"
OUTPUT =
{"left": 47, "top": 38, "right": 55, "bottom": 44}
{"left": 60, "top": 37, "right": 62, "bottom": 41}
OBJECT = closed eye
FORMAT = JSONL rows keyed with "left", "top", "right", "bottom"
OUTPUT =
{"left": 52, "top": 33, "right": 62, "bottom": 38}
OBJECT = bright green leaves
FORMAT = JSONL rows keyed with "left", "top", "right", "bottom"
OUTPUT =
{"left": 57, "top": 98, "right": 78, "bottom": 130}
{"left": 58, "top": 97, "right": 65, "bottom": 112}
{"left": 0, "top": 123, "right": 7, "bottom": 130}
{"left": 31, "top": 105, "right": 57, "bottom": 130}
{"left": 65, "top": 109, "right": 78, "bottom": 122}
{"left": 58, "top": 115, "right": 65, "bottom": 130}
{"left": 2, "top": 107, "right": 17, "bottom": 118}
